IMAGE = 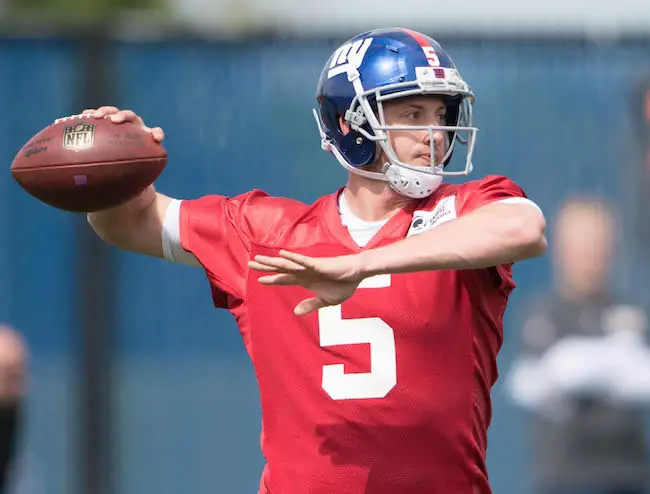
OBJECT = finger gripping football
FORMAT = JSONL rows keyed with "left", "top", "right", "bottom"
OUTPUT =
{"left": 10, "top": 114, "right": 168, "bottom": 212}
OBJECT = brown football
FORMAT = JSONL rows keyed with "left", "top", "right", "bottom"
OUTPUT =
{"left": 11, "top": 114, "right": 168, "bottom": 212}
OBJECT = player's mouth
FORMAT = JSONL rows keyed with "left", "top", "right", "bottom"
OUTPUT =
{"left": 415, "top": 154, "right": 437, "bottom": 166}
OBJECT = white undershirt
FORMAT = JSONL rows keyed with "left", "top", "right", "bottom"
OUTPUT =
{"left": 337, "top": 192, "right": 389, "bottom": 247}
{"left": 162, "top": 199, "right": 201, "bottom": 266}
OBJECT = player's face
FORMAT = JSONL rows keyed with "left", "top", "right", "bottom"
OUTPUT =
{"left": 382, "top": 95, "right": 448, "bottom": 167}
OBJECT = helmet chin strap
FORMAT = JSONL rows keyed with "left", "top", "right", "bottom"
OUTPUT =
{"left": 381, "top": 162, "right": 443, "bottom": 199}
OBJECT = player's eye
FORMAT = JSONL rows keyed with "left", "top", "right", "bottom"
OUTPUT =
{"left": 402, "top": 110, "right": 420, "bottom": 121}
{"left": 437, "top": 114, "right": 447, "bottom": 125}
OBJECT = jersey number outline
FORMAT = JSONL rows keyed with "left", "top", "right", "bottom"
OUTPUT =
{"left": 422, "top": 46, "right": 441, "bottom": 67}
{"left": 317, "top": 274, "right": 397, "bottom": 400}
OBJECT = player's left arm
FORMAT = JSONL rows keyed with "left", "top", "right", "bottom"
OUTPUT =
{"left": 360, "top": 200, "right": 546, "bottom": 276}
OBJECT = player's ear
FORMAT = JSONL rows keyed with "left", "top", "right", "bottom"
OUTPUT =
{"left": 338, "top": 115, "right": 351, "bottom": 136}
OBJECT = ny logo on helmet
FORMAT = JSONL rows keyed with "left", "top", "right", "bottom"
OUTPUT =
{"left": 327, "top": 38, "right": 373, "bottom": 79}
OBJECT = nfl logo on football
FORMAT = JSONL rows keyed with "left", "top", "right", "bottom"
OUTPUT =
{"left": 63, "top": 123, "right": 95, "bottom": 152}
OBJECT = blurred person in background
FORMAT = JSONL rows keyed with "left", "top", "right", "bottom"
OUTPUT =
{"left": 0, "top": 325, "right": 27, "bottom": 494}
{"left": 507, "top": 197, "right": 650, "bottom": 494}
{"left": 83, "top": 28, "right": 546, "bottom": 494}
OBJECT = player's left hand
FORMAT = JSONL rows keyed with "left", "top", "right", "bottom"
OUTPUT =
{"left": 248, "top": 250, "right": 365, "bottom": 316}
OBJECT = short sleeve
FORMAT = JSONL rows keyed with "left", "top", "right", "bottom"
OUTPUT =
{"left": 456, "top": 175, "right": 537, "bottom": 216}
{"left": 179, "top": 190, "right": 266, "bottom": 308}
{"left": 455, "top": 175, "right": 539, "bottom": 289}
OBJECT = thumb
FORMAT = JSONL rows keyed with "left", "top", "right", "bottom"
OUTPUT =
{"left": 294, "top": 297, "right": 328, "bottom": 316}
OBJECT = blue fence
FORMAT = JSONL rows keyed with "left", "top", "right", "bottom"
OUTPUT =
{"left": 1, "top": 35, "right": 649, "bottom": 494}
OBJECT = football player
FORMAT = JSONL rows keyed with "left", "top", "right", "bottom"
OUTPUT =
{"left": 87, "top": 28, "right": 546, "bottom": 494}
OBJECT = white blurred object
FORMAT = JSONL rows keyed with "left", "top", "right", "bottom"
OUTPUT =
{"left": 606, "top": 330, "right": 650, "bottom": 404}
{"left": 507, "top": 356, "right": 570, "bottom": 417}
{"left": 508, "top": 356, "right": 556, "bottom": 408}
{"left": 168, "top": 0, "right": 650, "bottom": 37}
{"left": 541, "top": 336, "right": 613, "bottom": 395}
{"left": 508, "top": 331, "right": 650, "bottom": 415}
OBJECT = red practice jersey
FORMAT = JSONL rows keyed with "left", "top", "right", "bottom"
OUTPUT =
{"left": 179, "top": 175, "right": 531, "bottom": 494}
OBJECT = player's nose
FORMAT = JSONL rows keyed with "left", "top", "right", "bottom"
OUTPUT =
{"left": 423, "top": 129, "right": 445, "bottom": 145}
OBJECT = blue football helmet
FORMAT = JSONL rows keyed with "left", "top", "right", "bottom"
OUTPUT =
{"left": 314, "top": 28, "right": 477, "bottom": 198}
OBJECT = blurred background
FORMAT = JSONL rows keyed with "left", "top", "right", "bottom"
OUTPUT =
{"left": 1, "top": 0, "right": 650, "bottom": 493}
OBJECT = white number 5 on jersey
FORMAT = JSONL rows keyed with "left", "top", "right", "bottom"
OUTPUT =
{"left": 318, "top": 274, "right": 397, "bottom": 400}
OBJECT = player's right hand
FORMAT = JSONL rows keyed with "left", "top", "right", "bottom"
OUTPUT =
{"left": 249, "top": 250, "right": 365, "bottom": 316}
{"left": 82, "top": 106, "right": 165, "bottom": 143}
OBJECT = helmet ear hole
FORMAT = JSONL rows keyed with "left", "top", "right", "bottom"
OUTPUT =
{"left": 328, "top": 107, "right": 377, "bottom": 166}
{"left": 338, "top": 114, "right": 352, "bottom": 136}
